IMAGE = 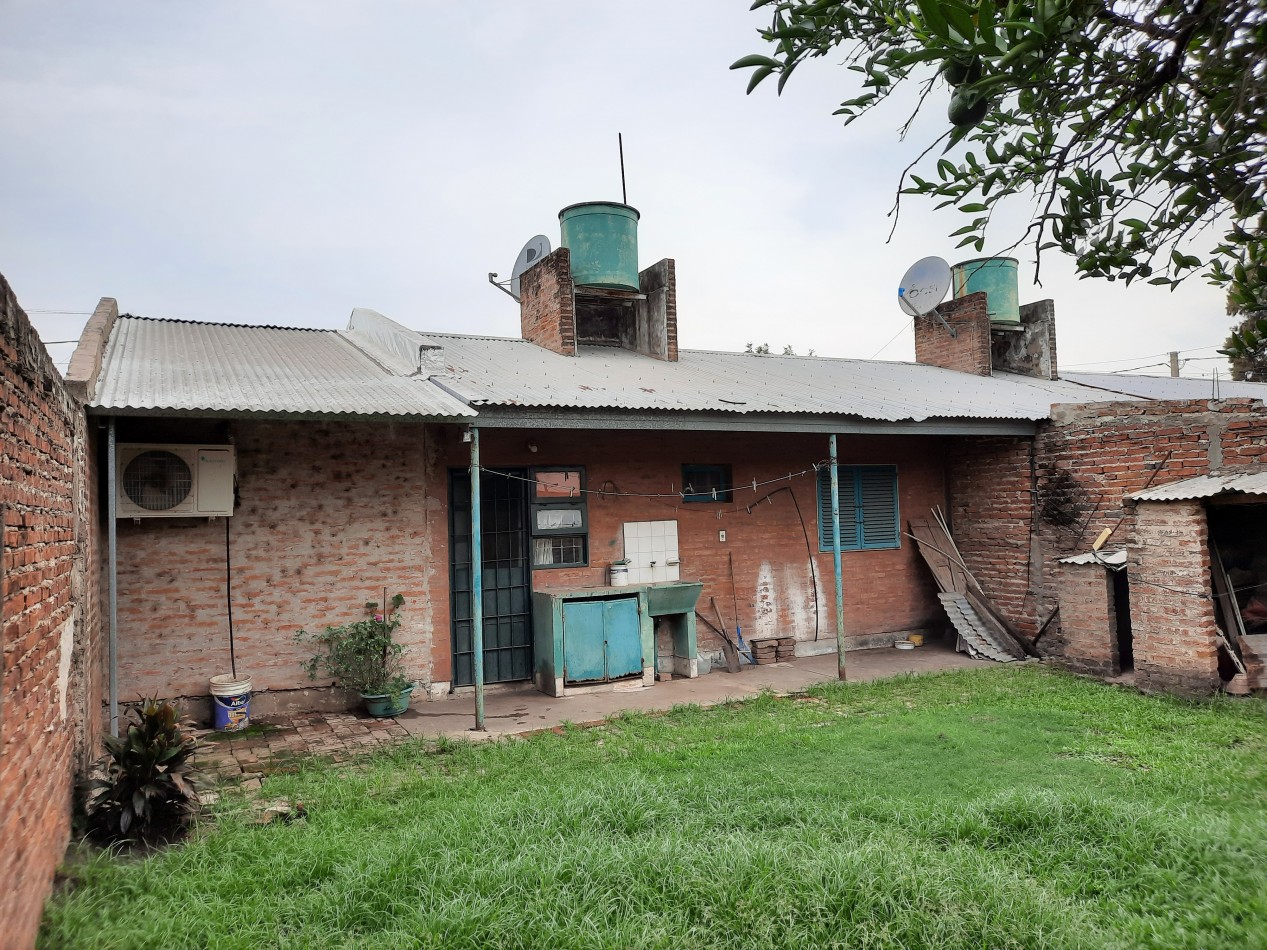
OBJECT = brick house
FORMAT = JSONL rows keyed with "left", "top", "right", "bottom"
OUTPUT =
{"left": 66, "top": 216, "right": 1267, "bottom": 713}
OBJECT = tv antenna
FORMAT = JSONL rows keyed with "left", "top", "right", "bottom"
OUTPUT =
{"left": 488, "top": 234, "right": 552, "bottom": 303}
{"left": 897, "top": 256, "right": 955, "bottom": 336}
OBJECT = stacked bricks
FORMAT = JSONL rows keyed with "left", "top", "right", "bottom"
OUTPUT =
{"left": 1127, "top": 500, "right": 1221, "bottom": 695}
{"left": 1, "top": 271, "right": 99, "bottom": 949}
{"left": 518, "top": 247, "right": 577, "bottom": 357}
{"left": 914, "top": 292, "right": 992, "bottom": 377}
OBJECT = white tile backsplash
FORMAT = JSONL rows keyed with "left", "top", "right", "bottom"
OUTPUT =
{"left": 621, "top": 520, "right": 680, "bottom": 581}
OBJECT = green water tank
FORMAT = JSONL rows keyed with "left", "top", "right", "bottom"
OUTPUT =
{"left": 952, "top": 257, "right": 1020, "bottom": 325}
{"left": 558, "top": 202, "right": 641, "bottom": 291}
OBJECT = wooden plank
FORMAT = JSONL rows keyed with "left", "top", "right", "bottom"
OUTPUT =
{"left": 1209, "top": 542, "right": 1247, "bottom": 675}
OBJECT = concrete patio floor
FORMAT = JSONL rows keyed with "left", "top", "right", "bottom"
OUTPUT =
{"left": 195, "top": 640, "right": 991, "bottom": 787}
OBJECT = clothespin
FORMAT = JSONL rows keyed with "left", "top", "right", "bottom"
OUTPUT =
{"left": 711, "top": 487, "right": 718, "bottom": 500}
{"left": 751, "top": 477, "right": 757, "bottom": 491}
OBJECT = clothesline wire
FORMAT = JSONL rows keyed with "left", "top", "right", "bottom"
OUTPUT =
{"left": 477, "top": 463, "right": 826, "bottom": 502}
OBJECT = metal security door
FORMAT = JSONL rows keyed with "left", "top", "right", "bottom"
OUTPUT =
{"left": 449, "top": 469, "right": 532, "bottom": 687}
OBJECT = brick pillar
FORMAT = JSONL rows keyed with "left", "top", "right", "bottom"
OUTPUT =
{"left": 1128, "top": 500, "right": 1221, "bottom": 695}
{"left": 1055, "top": 562, "right": 1119, "bottom": 675}
{"left": 914, "top": 292, "right": 991, "bottom": 376}
{"left": 519, "top": 247, "right": 576, "bottom": 356}
{"left": 635, "top": 258, "right": 677, "bottom": 362}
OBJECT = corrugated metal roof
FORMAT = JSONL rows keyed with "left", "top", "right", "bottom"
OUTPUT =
{"left": 1130, "top": 471, "right": 1267, "bottom": 502}
{"left": 1063, "top": 372, "right": 1267, "bottom": 401}
{"left": 411, "top": 329, "right": 1109, "bottom": 422}
{"left": 1058, "top": 550, "right": 1128, "bottom": 567}
{"left": 90, "top": 316, "right": 475, "bottom": 418}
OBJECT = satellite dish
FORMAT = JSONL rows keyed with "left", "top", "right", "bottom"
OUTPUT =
{"left": 897, "top": 256, "right": 952, "bottom": 317}
{"left": 509, "top": 234, "right": 552, "bottom": 300}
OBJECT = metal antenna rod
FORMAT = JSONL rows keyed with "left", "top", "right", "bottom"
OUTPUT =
{"left": 619, "top": 133, "right": 627, "bottom": 204}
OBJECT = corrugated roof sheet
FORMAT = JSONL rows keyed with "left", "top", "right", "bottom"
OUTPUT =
{"left": 91, "top": 316, "right": 475, "bottom": 418}
{"left": 410, "top": 328, "right": 1108, "bottom": 422}
{"left": 1058, "top": 550, "right": 1128, "bottom": 567}
{"left": 1130, "top": 471, "right": 1267, "bottom": 502}
{"left": 1063, "top": 372, "right": 1267, "bottom": 401}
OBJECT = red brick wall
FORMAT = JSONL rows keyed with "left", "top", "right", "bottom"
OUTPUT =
{"left": 441, "top": 429, "right": 950, "bottom": 663}
{"left": 518, "top": 248, "right": 576, "bottom": 357}
{"left": 946, "top": 436, "right": 1037, "bottom": 637}
{"left": 113, "top": 419, "right": 444, "bottom": 706}
{"left": 914, "top": 292, "right": 991, "bottom": 376}
{"left": 1, "top": 273, "right": 98, "bottom": 949}
{"left": 114, "top": 425, "right": 951, "bottom": 699}
{"left": 1054, "top": 563, "right": 1118, "bottom": 676}
{"left": 1128, "top": 500, "right": 1221, "bottom": 695}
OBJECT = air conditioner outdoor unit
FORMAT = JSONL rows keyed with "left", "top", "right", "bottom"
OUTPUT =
{"left": 116, "top": 444, "right": 236, "bottom": 518}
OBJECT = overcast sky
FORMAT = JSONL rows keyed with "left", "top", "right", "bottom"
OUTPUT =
{"left": 1, "top": 1, "right": 1235, "bottom": 380}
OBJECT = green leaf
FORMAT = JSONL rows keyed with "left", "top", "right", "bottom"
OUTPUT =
{"left": 915, "top": 0, "right": 950, "bottom": 38}
{"left": 747, "top": 66, "right": 775, "bottom": 94}
{"left": 730, "top": 54, "right": 783, "bottom": 71}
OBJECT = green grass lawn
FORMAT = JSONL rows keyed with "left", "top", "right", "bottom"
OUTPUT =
{"left": 41, "top": 666, "right": 1267, "bottom": 950}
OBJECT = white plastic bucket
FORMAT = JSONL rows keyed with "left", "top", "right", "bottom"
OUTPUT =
{"left": 210, "top": 674, "right": 252, "bottom": 731}
{"left": 610, "top": 564, "right": 630, "bottom": 586}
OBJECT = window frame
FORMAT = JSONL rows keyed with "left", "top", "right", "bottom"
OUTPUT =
{"left": 681, "top": 463, "right": 733, "bottom": 504}
{"left": 816, "top": 464, "right": 900, "bottom": 553}
{"left": 528, "top": 465, "right": 589, "bottom": 569}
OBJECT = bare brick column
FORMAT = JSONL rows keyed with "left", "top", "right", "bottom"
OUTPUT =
{"left": 914, "top": 292, "right": 991, "bottom": 376}
{"left": 1055, "top": 563, "right": 1119, "bottom": 675}
{"left": 1129, "top": 500, "right": 1221, "bottom": 695}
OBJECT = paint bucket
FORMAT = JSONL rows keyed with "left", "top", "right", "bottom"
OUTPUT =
{"left": 210, "top": 674, "right": 252, "bottom": 732}
{"left": 610, "top": 563, "right": 630, "bottom": 586}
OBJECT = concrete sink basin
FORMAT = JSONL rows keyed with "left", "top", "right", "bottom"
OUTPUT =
{"left": 645, "top": 581, "right": 703, "bottom": 617}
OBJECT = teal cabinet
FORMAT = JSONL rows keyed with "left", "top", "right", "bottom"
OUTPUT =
{"left": 532, "top": 587, "right": 656, "bottom": 696}
{"left": 562, "top": 598, "right": 642, "bottom": 683}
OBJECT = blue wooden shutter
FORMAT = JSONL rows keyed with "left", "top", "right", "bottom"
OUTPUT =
{"left": 818, "top": 466, "right": 860, "bottom": 550}
{"left": 858, "top": 466, "right": 899, "bottom": 549}
{"left": 819, "top": 465, "right": 899, "bottom": 551}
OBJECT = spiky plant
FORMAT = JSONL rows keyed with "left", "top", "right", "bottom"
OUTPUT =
{"left": 85, "top": 698, "right": 203, "bottom": 843}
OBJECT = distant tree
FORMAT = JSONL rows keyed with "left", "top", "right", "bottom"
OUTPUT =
{"left": 733, "top": 0, "right": 1266, "bottom": 350}
{"left": 1224, "top": 305, "right": 1267, "bottom": 381}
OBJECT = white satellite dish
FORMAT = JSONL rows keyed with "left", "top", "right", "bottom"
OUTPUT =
{"left": 897, "top": 256, "right": 952, "bottom": 317}
{"left": 509, "top": 234, "right": 552, "bottom": 300}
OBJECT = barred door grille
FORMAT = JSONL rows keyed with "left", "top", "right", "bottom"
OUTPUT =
{"left": 449, "top": 469, "right": 532, "bottom": 686}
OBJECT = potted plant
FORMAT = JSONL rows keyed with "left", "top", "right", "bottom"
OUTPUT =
{"left": 296, "top": 594, "right": 415, "bottom": 717}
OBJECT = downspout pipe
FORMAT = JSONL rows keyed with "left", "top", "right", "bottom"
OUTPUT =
{"left": 469, "top": 426, "right": 486, "bottom": 731}
{"left": 829, "top": 434, "right": 846, "bottom": 681}
{"left": 107, "top": 418, "right": 119, "bottom": 736}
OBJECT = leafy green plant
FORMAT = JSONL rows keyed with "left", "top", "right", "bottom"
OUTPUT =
{"left": 296, "top": 594, "right": 409, "bottom": 696}
{"left": 84, "top": 698, "right": 202, "bottom": 843}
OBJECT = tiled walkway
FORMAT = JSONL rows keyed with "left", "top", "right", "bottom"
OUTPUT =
{"left": 194, "top": 642, "right": 991, "bottom": 787}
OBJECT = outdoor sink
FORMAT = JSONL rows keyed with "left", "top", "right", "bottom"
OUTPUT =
{"left": 645, "top": 581, "right": 703, "bottom": 617}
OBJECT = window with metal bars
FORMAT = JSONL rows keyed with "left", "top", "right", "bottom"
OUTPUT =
{"left": 816, "top": 465, "right": 900, "bottom": 552}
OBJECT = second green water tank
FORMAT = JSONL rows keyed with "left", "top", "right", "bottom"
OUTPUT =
{"left": 559, "top": 202, "right": 641, "bottom": 292}
{"left": 952, "top": 257, "right": 1020, "bottom": 324}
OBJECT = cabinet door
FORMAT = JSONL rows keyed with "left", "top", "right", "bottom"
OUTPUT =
{"left": 562, "top": 600, "right": 606, "bottom": 683}
{"left": 604, "top": 598, "right": 643, "bottom": 679}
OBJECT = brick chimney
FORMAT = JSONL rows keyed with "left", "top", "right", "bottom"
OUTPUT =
{"left": 914, "top": 291, "right": 992, "bottom": 376}
{"left": 518, "top": 250, "right": 678, "bottom": 362}
{"left": 991, "top": 299, "right": 1058, "bottom": 379}
{"left": 519, "top": 247, "right": 577, "bottom": 356}
{"left": 914, "top": 292, "right": 1059, "bottom": 380}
